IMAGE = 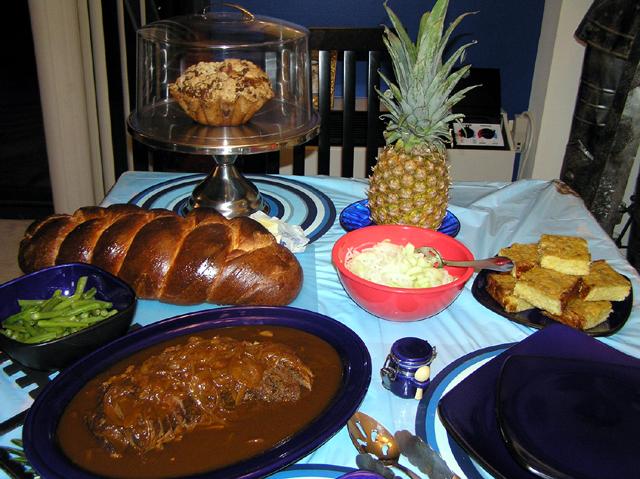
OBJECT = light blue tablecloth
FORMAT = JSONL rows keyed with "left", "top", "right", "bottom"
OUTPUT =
{"left": 2, "top": 172, "right": 639, "bottom": 479}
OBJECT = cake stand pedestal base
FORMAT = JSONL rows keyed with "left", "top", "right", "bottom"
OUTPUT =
{"left": 185, "top": 155, "right": 266, "bottom": 218}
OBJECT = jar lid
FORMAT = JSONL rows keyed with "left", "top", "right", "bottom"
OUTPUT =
{"left": 391, "top": 337, "right": 435, "bottom": 366}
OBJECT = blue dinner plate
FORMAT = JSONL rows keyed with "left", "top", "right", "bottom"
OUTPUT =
{"left": 496, "top": 354, "right": 640, "bottom": 479}
{"left": 22, "top": 306, "right": 372, "bottom": 479}
{"left": 339, "top": 199, "right": 460, "bottom": 238}
{"left": 437, "top": 324, "right": 640, "bottom": 479}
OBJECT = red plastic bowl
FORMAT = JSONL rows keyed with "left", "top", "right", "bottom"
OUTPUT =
{"left": 332, "top": 225, "right": 474, "bottom": 322}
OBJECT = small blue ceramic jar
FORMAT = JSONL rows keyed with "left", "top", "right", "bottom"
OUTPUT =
{"left": 380, "top": 337, "right": 437, "bottom": 399}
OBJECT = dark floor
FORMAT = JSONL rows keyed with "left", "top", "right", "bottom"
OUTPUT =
{"left": 0, "top": 2, "right": 53, "bottom": 220}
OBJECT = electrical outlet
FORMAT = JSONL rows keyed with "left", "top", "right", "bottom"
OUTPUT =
{"left": 512, "top": 113, "right": 531, "bottom": 153}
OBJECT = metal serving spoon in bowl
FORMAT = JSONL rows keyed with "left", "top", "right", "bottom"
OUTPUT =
{"left": 347, "top": 412, "right": 422, "bottom": 479}
{"left": 416, "top": 246, "right": 513, "bottom": 272}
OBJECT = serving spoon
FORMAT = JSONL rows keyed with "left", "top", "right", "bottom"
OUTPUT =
{"left": 417, "top": 246, "right": 513, "bottom": 272}
{"left": 347, "top": 412, "right": 422, "bottom": 479}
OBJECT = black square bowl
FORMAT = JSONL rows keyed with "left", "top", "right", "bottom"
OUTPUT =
{"left": 0, "top": 263, "right": 137, "bottom": 371}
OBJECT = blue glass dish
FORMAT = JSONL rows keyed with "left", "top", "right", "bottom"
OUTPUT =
{"left": 23, "top": 306, "right": 372, "bottom": 479}
{"left": 437, "top": 324, "right": 640, "bottom": 479}
{"left": 340, "top": 199, "right": 460, "bottom": 238}
{"left": 0, "top": 263, "right": 137, "bottom": 371}
{"left": 496, "top": 355, "right": 640, "bottom": 479}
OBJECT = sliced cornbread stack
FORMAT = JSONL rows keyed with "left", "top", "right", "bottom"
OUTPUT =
{"left": 498, "top": 243, "right": 538, "bottom": 278}
{"left": 512, "top": 266, "right": 580, "bottom": 316}
{"left": 485, "top": 234, "right": 631, "bottom": 331}
{"left": 579, "top": 259, "right": 631, "bottom": 301}
{"left": 538, "top": 234, "right": 590, "bottom": 275}
{"left": 486, "top": 273, "right": 534, "bottom": 313}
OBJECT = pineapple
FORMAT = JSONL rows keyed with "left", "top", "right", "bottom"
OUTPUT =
{"left": 368, "top": 0, "right": 478, "bottom": 229}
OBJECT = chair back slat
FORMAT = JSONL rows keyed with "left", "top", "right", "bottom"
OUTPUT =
{"left": 292, "top": 145, "right": 306, "bottom": 175}
{"left": 341, "top": 50, "right": 357, "bottom": 178}
{"left": 297, "top": 26, "right": 387, "bottom": 177}
{"left": 366, "top": 50, "right": 382, "bottom": 175}
{"left": 264, "top": 151, "right": 280, "bottom": 174}
{"left": 317, "top": 49, "right": 333, "bottom": 175}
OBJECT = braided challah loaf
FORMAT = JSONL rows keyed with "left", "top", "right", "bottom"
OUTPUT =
{"left": 18, "top": 204, "right": 302, "bottom": 305}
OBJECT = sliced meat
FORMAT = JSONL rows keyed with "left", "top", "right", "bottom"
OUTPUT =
{"left": 86, "top": 336, "right": 313, "bottom": 456}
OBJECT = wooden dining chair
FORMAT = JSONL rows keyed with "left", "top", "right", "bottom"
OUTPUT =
{"left": 291, "top": 27, "right": 387, "bottom": 178}
{"left": 231, "top": 26, "right": 388, "bottom": 177}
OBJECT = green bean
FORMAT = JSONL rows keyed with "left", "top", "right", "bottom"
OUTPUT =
{"left": 2, "top": 310, "right": 30, "bottom": 325}
{"left": 23, "top": 322, "right": 38, "bottom": 336}
{"left": 28, "top": 310, "right": 70, "bottom": 320}
{"left": 37, "top": 319, "right": 86, "bottom": 329}
{"left": 42, "top": 298, "right": 63, "bottom": 312}
{"left": 0, "top": 276, "right": 120, "bottom": 344}
{"left": 71, "top": 276, "right": 87, "bottom": 299}
{"left": 31, "top": 302, "right": 104, "bottom": 319}
{"left": 83, "top": 287, "right": 97, "bottom": 299}
{"left": 87, "top": 310, "right": 117, "bottom": 321}
{"left": 4, "top": 446, "right": 26, "bottom": 457}
{"left": 52, "top": 297, "right": 75, "bottom": 311}
{"left": 2, "top": 324, "right": 29, "bottom": 332}
{"left": 1, "top": 328, "right": 21, "bottom": 339}
{"left": 22, "top": 331, "right": 59, "bottom": 344}
{"left": 17, "top": 299, "right": 45, "bottom": 307}
{"left": 66, "top": 302, "right": 110, "bottom": 317}
{"left": 40, "top": 290, "right": 64, "bottom": 311}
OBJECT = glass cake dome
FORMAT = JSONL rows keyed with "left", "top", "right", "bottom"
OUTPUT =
{"left": 128, "top": 4, "right": 319, "bottom": 156}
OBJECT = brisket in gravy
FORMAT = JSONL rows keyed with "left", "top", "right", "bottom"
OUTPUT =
{"left": 57, "top": 325, "right": 342, "bottom": 478}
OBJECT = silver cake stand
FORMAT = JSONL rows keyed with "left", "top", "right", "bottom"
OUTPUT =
{"left": 128, "top": 98, "right": 319, "bottom": 217}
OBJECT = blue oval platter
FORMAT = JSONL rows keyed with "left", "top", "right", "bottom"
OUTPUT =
{"left": 340, "top": 199, "right": 460, "bottom": 238}
{"left": 22, "top": 306, "right": 372, "bottom": 479}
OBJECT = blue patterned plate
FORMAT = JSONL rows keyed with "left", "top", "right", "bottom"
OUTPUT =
{"left": 126, "top": 174, "right": 337, "bottom": 244}
{"left": 340, "top": 199, "right": 460, "bottom": 238}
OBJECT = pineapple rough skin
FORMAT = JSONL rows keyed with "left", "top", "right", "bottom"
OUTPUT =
{"left": 368, "top": 144, "right": 450, "bottom": 229}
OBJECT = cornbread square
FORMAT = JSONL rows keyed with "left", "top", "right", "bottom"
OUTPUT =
{"left": 538, "top": 234, "right": 590, "bottom": 275}
{"left": 579, "top": 260, "right": 631, "bottom": 301}
{"left": 486, "top": 273, "right": 534, "bottom": 313}
{"left": 498, "top": 243, "right": 538, "bottom": 278}
{"left": 543, "top": 298, "right": 612, "bottom": 330}
{"left": 513, "top": 266, "right": 580, "bottom": 315}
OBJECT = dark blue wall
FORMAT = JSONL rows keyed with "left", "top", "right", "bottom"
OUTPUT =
{"left": 233, "top": 0, "right": 545, "bottom": 118}
{"left": 163, "top": 0, "right": 545, "bottom": 116}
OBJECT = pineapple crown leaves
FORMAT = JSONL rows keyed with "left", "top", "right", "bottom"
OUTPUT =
{"left": 378, "top": 0, "right": 480, "bottom": 154}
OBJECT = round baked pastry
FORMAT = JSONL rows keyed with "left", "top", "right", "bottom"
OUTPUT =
{"left": 169, "top": 59, "right": 275, "bottom": 126}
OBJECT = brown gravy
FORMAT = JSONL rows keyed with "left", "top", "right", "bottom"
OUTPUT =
{"left": 57, "top": 325, "right": 343, "bottom": 478}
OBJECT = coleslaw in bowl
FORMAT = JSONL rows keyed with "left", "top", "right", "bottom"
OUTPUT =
{"left": 332, "top": 225, "right": 474, "bottom": 321}
{"left": 345, "top": 240, "right": 455, "bottom": 288}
